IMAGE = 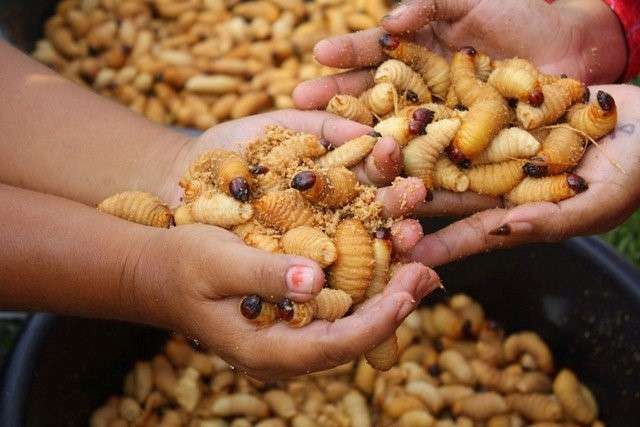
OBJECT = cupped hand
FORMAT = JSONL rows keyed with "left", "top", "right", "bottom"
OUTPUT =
{"left": 293, "top": 0, "right": 626, "bottom": 110}
{"left": 132, "top": 224, "right": 441, "bottom": 380}
{"left": 408, "top": 84, "right": 640, "bottom": 267}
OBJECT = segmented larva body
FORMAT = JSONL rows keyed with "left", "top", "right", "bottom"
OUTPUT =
{"left": 283, "top": 300, "right": 317, "bottom": 328}
{"left": 503, "top": 332, "right": 554, "bottom": 373}
{"left": 516, "top": 79, "right": 585, "bottom": 129}
{"left": 374, "top": 116, "right": 414, "bottom": 146}
{"left": 474, "top": 53, "right": 494, "bottom": 82}
{"left": 403, "top": 118, "right": 461, "bottom": 188}
{"left": 292, "top": 167, "right": 358, "bottom": 208}
{"left": 180, "top": 179, "right": 215, "bottom": 203}
{"left": 375, "top": 59, "right": 432, "bottom": 103}
{"left": 451, "top": 49, "right": 502, "bottom": 107}
{"left": 240, "top": 296, "right": 278, "bottom": 328}
{"left": 180, "top": 191, "right": 253, "bottom": 228}
{"left": 382, "top": 40, "right": 450, "bottom": 100}
{"left": 527, "top": 126, "right": 585, "bottom": 176}
{"left": 453, "top": 393, "right": 509, "bottom": 420}
{"left": 439, "top": 385, "right": 475, "bottom": 407}
{"left": 253, "top": 189, "right": 316, "bottom": 232}
{"left": 97, "top": 191, "right": 173, "bottom": 228}
{"left": 365, "top": 334, "right": 399, "bottom": 371}
{"left": 488, "top": 58, "right": 541, "bottom": 103}
{"left": 553, "top": 369, "right": 598, "bottom": 424}
{"left": 316, "top": 134, "right": 377, "bottom": 169}
{"left": 471, "top": 359, "right": 522, "bottom": 393}
{"left": 505, "top": 394, "right": 563, "bottom": 422}
{"left": 314, "top": 288, "right": 353, "bottom": 321}
{"left": 343, "top": 391, "right": 372, "bottom": 427}
{"left": 264, "top": 390, "right": 297, "bottom": 419}
{"left": 405, "top": 380, "right": 444, "bottom": 413}
{"left": 211, "top": 393, "right": 270, "bottom": 418}
{"left": 326, "top": 94, "right": 374, "bottom": 126}
{"left": 398, "top": 103, "right": 459, "bottom": 121}
{"left": 453, "top": 98, "right": 510, "bottom": 160}
{"left": 281, "top": 226, "right": 337, "bottom": 267}
{"left": 434, "top": 157, "right": 470, "bottom": 192}
{"left": 329, "top": 219, "right": 374, "bottom": 303}
{"left": 398, "top": 410, "right": 434, "bottom": 427}
{"left": 182, "top": 148, "right": 231, "bottom": 183}
{"left": 233, "top": 221, "right": 282, "bottom": 253}
{"left": 360, "top": 82, "right": 397, "bottom": 116}
{"left": 506, "top": 174, "right": 586, "bottom": 206}
{"left": 216, "top": 154, "right": 253, "bottom": 201}
{"left": 263, "top": 134, "right": 327, "bottom": 172}
{"left": 367, "top": 233, "right": 392, "bottom": 298}
{"left": 474, "top": 128, "right": 541, "bottom": 165}
{"left": 445, "top": 84, "right": 460, "bottom": 108}
{"left": 565, "top": 91, "right": 617, "bottom": 140}
{"left": 466, "top": 160, "right": 525, "bottom": 196}
{"left": 438, "top": 350, "right": 476, "bottom": 385}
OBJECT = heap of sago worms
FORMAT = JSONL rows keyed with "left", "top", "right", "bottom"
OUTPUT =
{"left": 97, "top": 124, "right": 421, "bottom": 371}
{"left": 326, "top": 35, "right": 619, "bottom": 205}
{"left": 89, "top": 294, "right": 603, "bottom": 427}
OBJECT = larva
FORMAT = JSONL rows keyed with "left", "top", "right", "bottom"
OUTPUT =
{"left": 367, "top": 229, "right": 392, "bottom": 298}
{"left": 516, "top": 79, "right": 585, "bottom": 129}
{"left": 240, "top": 295, "right": 278, "bottom": 327}
{"left": 474, "top": 128, "right": 541, "bottom": 165}
{"left": 453, "top": 393, "right": 509, "bottom": 419}
{"left": 326, "top": 94, "right": 374, "bottom": 126}
{"left": 474, "top": 52, "right": 494, "bottom": 82}
{"left": 277, "top": 298, "right": 316, "bottom": 328}
{"left": 450, "top": 97, "right": 510, "bottom": 163}
{"left": 383, "top": 388, "right": 425, "bottom": 418}
{"left": 263, "top": 390, "right": 296, "bottom": 419}
{"left": 523, "top": 126, "right": 585, "bottom": 176}
{"left": 488, "top": 58, "right": 542, "bottom": 105}
{"left": 181, "top": 191, "right": 253, "bottom": 228}
{"left": 354, "top": 359, "right": 377, "bottom": 395}
{"left": 359, "top": 82, "right": 396, "bottom": 116}
{"left": 180, "top": 179, "right": 215, "bottom": 203}
{"left": 552, "top": 369, "right": 598, "bottom": 424}
{"left": 379, "top": 36, "right": 450, "bottom": 100}
{"left": 466, "top": 160, "right": 525, "bottom": 196}
{"left": 216, "top": 154, "right": 253, "bottom": 202}
{"left": 432, "top": 303, "right": 465, "bottom": 339}
{"left": 244, "top": 232, "right": 282, "bottom": 254}
{"left": 374, "top": 59, "right": 432, "bottom": 103}
{"left": 366, "top": 335, "right": 400, "bottom": 372}
{"left": 328, "top": 219, "right": 374, "bottom": 303}
{"left": 471, "top": 359, "right": 522, "bottom": 393}
{"left": 438, "top": 350, "right": 476, "bottom": 385}
{"left": 181, "top": 149, "right": 231, "bottom": 184}
{"left": 405, "top": 380, "right": 444, "bottom": 414}
{"left": 291, "top": 167, "right": 358, "bottom": 208}
{"left": 315, "top": 134, "right": 378, "bottom": 169}
{"left": 374, "top": 108, "right": 434, "bottom": 146}
{"left": 399, "top": 103, "right": 460, "bottom": 121}
{"left": 210, "top": 393, "right": 270, "bottom": 418}
{"left": 446, "top": 84, "right": 460, "bottom": 108}
{"left": 398, "top": 410, "right": 434, "bottom": 427}
{"left": 97, "top": 191, "right": 173, "bottom": 228}
{"left": 253, "top": 189, "right": 316, "bottom": 232}
{"left": 505, "top": 394, "right": 563, "bottom": 422}
{"left": 565, "top": 90, "right": 617, "bottom": 140}
{"left": 281, "top": 226, "right": 337, "bottom": 267}
{"left": 449, "top": 293, "right": 485, "bottom": 335}
{"left": 314, "top": 288, "right": 353, "bottom": 321}
{"left": 438, "top": 385, "right": 475, "bottom": 407}
{"left": 516, "top": 371, "right": 553, "bottom": 393}
{"left": 486, "top": 414, "right": 525, "bottom": 427}
{"left": 263, "top": 133, "right": 327, "bottom": 172}
{"left": 450, "top": 47, "right": 502, "bottom": 107}
{"left": 342, "top": 390, "right": 372, "bottom": 427}
{"left": 503, "top": 332, "right": 554, "bottom": 373}
{"left": 506, "top": 174, "right": 588, "bottom": 206}
{"left": 403, "top": 118, "right": 462, "bottom": 188}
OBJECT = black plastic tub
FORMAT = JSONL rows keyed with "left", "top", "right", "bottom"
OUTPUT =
{"left": 1, "top": 236, "right": 640, "bottom": 426}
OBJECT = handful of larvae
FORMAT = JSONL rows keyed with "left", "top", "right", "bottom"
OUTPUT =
{"left": 326, "top": 35, "right": 619, "bottom": 205}
{"left": 97, "top": 124, "right": 424, "bottom": 371}
{"left": 90, "top": 294, "right": 603, "bottom": 427}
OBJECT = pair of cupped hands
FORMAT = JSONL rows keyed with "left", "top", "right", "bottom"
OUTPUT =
{"left": 151, "top": 0, "right": 640, "bottom": 380}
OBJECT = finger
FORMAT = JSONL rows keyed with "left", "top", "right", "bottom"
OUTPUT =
{"left": 352, "top": 137, "right": 402, "bottom": 186}
{"left": 207, "top": 241, "right": 325, "bottom": 302}
{"left": 391, "top": 219, "right": 424, "bottom": 256}
{"left": 313, "top": 28, "right": 387, "bottom": 69}
{"left": 414, "top": 189, "right": 502, "bottom": 217}
{"left": 382, "top": 0, "right": 476, "bottom": 34}
{"left": 376, "top": 177, "right": 428, "bottom": 218}
{"left": 292, "top": 69, "right": 375, "bottom": 110}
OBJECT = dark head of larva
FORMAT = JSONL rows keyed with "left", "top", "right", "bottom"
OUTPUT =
{"left": 425, "top": 189, "right": 434, "bottom": 202}
{"left": 373, "top": 227, "right": 391, "bottom": 240}
{"left": 368, "top": 130, "right": 382, "bottom": 138}
{"left": 229, "top": 177, "right": 251, "bottom": 202}
{"left": 597, "top": 90, "right": 615, "bottom": 112}
{"left": 567, "top": 173, "right": 588, "bottom": 193}
{"left": 277, "top": 298, "right": 295, "bottom": 321}
{"left": 412, "top": 108, "right": 435, "bottom": 125}
{"left": 291, "top": 170, "right": 316, "bottom": 191}
{"left": 240, "top": 295, "right": 262, "bottom": 320}
{"left": 459, "top": 46, "right": 477, "bottom": 56}
{"left": 582, "top": 87, "right": 591, "bottom": 104}
{"left": 522, "top": 161, "right": 548, "bottom": 178}
{"left": 250, "top": 164, "right": 269, "bottom": 175}
{"left": 560, "top": 73, "right": 568, "bottom": 79}
{"left": 320, "top": 138, "right": 334, "bottom": 151}
{"left": 445, "top": 144, "right": 471, "bottom": 168}
{"left": 454, "top": 104, "right": 468, "bottom": 111}
{"left": 507, "top": 98, "right": 518, "bottom": 109}
{"left": 378, "top": 33, "right": 400, "bottom": 50}
{"left": 405, "top": 90, "right": 419, "bottom": 104}
{"left": 528, "top": 88, "right": 544, "bottom": 107}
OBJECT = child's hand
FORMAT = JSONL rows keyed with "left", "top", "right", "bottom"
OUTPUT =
{"left": 293, "top": 0, "right": 626, "bottom": 110}
{"left": 134, "top": 223, "right": 440, "bottom": 380}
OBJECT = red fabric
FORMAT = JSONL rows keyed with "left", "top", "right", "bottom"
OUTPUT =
{"left": 602, "top": 0, "right": 640, "bottom": 80}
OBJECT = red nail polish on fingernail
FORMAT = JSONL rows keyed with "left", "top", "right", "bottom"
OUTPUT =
{"left": 489, "top": 224, "right": 511, "bottom": 236}
{"left": 286, "top": 265, "right": 315, "bottom": 293}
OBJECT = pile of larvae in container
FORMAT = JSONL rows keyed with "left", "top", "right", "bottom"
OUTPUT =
{"left": 89, "top": 294, "right": 603, "bottom": 427}
{"left": 325, "top": 35, "right": 618, "bottom": 204}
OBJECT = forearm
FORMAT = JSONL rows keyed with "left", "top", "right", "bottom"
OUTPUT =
{"left": 0, "top": 183, "right": 167, "bottom": 326}
{"left": 0, "top": 41, "right": 191, "bottom": 206}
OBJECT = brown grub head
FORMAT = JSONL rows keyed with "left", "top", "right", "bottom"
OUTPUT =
{"left": 374, "top": 227, "right": 391, "bottom": 240}
{"left": 567, "top": 173, "right": 588, "bottom": 193}
{"left": 378, "top": 33, "right": 400, "bottom": 50}
{"left": 528, "top": 88, "right": 544, "bottom": 107}
{"left": 459, "top": 46, "right": 477, "bottom": 56}
{"left": 368, "top": 130, "right": 382, "bottom": 138}
{"left": 522, "top": 161, "right": 548, "bottom": 178}
{"left": 445, "top": 144, "right": 471, "bottom": 168}
{"left": 240, "top": 295, "right": 262, "bottom": 320}
{"left": 412, "top": 108, "right": 435, "bottom": 124}
{"left": 320, "top": 138, "right": 334, "bottom": 151}
{"left": 597, "top": 90, "right": 615, "bottom": 112}
{"left": 277, "top": 298, "right": 294, "bottom": 321}
{"left": 454, "top": 104, "right": 468, "bottom": 111}
{"left": 250, "top": 164, "right": 269, "bottom": 175}
{"left": 405, "top": 90, "right": 419, "bottom": 104}
{"left": 291, "top": 171, "right": 316, "bottom": 191}
{"left": 582, "top": 87, "right": 591, "bottom": 104}
{"left": 229, "top": 177, "right": 251, "bottom": 202}
{"left": 425, "top": 189, "right": 434, "bottom": 202}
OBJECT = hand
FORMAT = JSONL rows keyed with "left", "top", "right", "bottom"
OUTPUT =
{"left": 292, "top": 0, "right": 626, "bottom": 110}
{"left": 130, "top": 224, "right": 441, "bottom": 380}
{"left": 408, "top": 84, "right": 640, "bottom": 267}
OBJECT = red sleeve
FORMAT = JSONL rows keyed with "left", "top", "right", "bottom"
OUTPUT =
{"left": 598, "top": 0, "right": 640, "bottom": 81}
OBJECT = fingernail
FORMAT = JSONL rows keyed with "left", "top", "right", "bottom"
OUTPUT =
{"left": 286, "top": 266, "right": 315, "bottom": 293}
{"left": 489, "top": 224, "right": 511, "bottom": 236}
{"left": 396, "top": 296, "right": 415, "bottom": 322}
{"left": 417, "top": 269, "right": 440, "bottom": 297}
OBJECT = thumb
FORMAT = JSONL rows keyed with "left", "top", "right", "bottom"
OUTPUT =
{"left": 382, "top": 0, "right": 477, "bottom": 34}
{"left": 209, "top": 240, "right": 325, "bottom": 302}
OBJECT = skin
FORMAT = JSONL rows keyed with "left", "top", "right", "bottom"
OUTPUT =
{"left": 293, "top": 0, "right": 627, "bottom": 110}
{"left": 0, "top": 41, "right": 437, "bottom": 380}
